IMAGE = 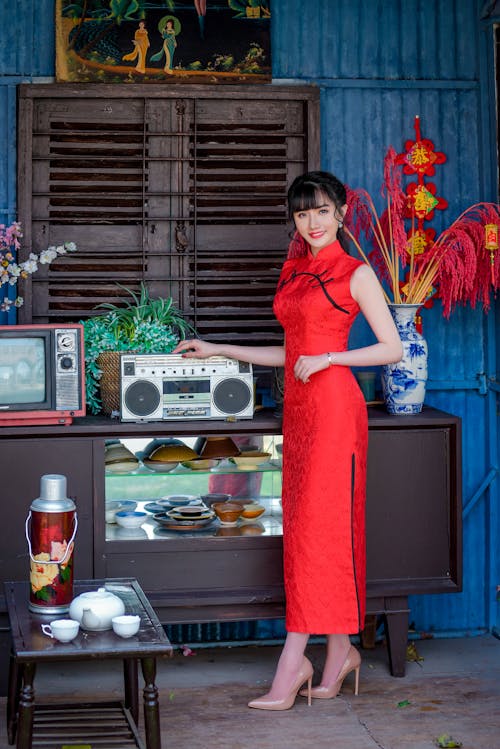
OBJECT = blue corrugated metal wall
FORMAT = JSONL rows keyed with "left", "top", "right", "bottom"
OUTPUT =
{"left": 0, "top": 0, "right": 498, "bottom": 638}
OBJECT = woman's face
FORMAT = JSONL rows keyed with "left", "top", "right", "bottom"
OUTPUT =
{"left": 293, "top": 194, "right": 346, "bottom": 253}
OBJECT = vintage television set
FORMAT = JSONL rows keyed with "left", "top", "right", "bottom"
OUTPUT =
{"left": 0, "top": 324, "right": 85, "bottom": 426}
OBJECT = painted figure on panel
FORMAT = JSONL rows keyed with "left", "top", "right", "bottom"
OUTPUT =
{"left": 56, "top": 0, "right": 271, "bottom": 84}
{"left": 150, "top": 16, "right": 181, "bottom": 75}
{"left": 122, "top": 21, "right": 150, "bottom": 74}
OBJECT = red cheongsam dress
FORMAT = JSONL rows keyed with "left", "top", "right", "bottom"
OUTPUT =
{"left": 273, "top": 239, "right": 367, "bottom": 634}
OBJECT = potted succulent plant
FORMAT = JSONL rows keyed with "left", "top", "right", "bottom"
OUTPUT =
{"left": 81, "top": 283, "right": 195, "bottom": 415}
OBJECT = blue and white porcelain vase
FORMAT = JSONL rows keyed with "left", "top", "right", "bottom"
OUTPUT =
{"left": 381, "top": 304, "right": 428, "bottom": 415}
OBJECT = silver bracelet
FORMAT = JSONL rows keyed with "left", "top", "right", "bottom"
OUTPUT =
{"left": 326, "top": 352, "right": 334, "bottom": 366}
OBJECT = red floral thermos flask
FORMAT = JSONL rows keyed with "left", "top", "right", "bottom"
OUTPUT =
{"left": 26, "top": 474, "right": 78, "bottom": 614}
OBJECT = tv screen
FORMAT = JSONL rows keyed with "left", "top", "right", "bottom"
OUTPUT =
{"left": 0, "top": 337, "right": 46, "bottom": 405}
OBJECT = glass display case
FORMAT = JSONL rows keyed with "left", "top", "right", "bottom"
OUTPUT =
{"left": 105, "top": 434, "right": 283, "bottom": 541}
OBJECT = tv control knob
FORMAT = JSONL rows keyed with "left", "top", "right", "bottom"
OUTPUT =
{"left": 60, "top": 355, "right": 74, "bottom": 370}
{"left": 57, "top": 333, "right": 75, "bottom": 351}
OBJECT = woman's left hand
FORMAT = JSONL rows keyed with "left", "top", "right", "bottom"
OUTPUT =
{"left": 293, "top": 354, "right": 330, "bottom": 383}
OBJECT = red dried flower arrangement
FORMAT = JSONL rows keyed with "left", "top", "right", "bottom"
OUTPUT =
{"left": 344, "top": 117, "right": 500, "bottom": 316}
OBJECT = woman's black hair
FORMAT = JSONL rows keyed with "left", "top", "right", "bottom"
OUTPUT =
{"left": 287, "top": 171, "right": 349, "bottom": 252}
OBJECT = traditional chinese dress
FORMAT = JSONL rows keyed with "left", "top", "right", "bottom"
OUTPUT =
{"left": 273, "top": 239, "right": 367, "bottom": 634}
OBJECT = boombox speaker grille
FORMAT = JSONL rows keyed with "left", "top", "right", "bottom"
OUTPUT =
{"left": 124, "top": 380, "right": 161, "bottom": 417}
{"left": 212, "top": 377, "right": 252, "bottom": 415}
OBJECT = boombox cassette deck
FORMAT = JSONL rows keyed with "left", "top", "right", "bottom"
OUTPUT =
{"left": 120, "top": 353, "right": 254, "bottom": 422}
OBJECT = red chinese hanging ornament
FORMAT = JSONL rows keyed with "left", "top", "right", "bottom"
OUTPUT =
{"left": 397, "top": 115, "right": 448, "bottom": 247}
{"left": 485, "top": 223, "right": 498, "bottom": 286}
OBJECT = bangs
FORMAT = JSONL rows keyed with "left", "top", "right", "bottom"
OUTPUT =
{"left": 288, "top": 186, "right": 329, "bottom": 218}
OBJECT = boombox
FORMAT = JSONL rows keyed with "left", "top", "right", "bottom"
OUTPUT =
{"left": 120, "top": 353, "right": 254, "bottom": 422}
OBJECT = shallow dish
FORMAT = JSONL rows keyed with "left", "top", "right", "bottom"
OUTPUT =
{"left": 153, "top": 512, "right": 215, "bottom": 531}
{"left": 115, "top": 510, "right": 147, "bottom": 529}
{"left": 167, "top": 512, "right": 214, "bottom": 523}
{"left": 181, "top": 458, "right": 220, "bottom": 471}
{"left": 162, "top": 494, "right": 201, "bottom": 507}
{"left": 167, "top": 506, "right": 214, "bottom": 519}
{"left": 143, "top": 501, "right": 170, "bottom": 514}
{"left": 230, "top": 452, "right": 271, "bottom": 470}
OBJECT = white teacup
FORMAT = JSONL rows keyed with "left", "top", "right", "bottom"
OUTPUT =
{"left": 41, "top": 619, "right": 80, "bottom": 643}
{"left": 112, "top": 614, "right": 140, "bottom": 638}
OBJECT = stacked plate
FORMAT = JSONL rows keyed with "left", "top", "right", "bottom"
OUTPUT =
{"left": 153, "top": 503, "right": 215, "bottom": 531}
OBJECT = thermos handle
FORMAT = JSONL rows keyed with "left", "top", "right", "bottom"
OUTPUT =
{"left": 25, "top": 511, "right": 78, "bottom": 565}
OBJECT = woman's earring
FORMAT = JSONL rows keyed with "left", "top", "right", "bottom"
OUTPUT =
{"left": 338, "top": 220, "right": 343, "bottom": 229}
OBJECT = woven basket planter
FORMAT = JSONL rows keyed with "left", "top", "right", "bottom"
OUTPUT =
{"left": 96, "top": 351, "right": 122, "bottom": 415}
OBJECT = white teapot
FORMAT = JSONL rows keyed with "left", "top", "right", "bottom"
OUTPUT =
{"left": 69, "top": 587, "right": 125, "bottom": 631}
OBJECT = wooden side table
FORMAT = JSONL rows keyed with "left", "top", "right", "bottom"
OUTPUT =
{"left": 5, "top": 578, "right": 172, "bottom": 749}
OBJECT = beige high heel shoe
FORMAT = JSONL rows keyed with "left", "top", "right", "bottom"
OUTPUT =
{"left": 299, "top": 645, "right": 361, "bottom": 699}
{"left": 248, "top": 656, "right": 314, "bottom": 711}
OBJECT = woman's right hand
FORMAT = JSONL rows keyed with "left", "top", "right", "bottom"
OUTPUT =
{"left": 172, "top": 338, "right": 221, "bottom": 358}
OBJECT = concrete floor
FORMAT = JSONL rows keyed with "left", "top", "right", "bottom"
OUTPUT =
{"left": 1, "top": 634, "right": 499, "bottom": 749}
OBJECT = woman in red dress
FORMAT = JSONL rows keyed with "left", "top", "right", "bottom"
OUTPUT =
{"left": 173, "top": 171, "right": 402, "bottom": 710}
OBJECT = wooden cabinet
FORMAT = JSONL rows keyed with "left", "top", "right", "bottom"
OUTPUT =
{"left": 17, "top": 83, "right": 319, "bottom": 346}
{"left": 0, "top": 406, "right": 461, "bottom": 679}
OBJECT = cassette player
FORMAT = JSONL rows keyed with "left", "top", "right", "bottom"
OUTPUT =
{"left": 120, "top": 353, "right": 254, "bottom": 422}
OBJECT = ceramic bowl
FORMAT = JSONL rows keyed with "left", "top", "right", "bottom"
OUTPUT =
{"left": 240, "top": 503, "right": 265, "bottom": 520}
{"left": 149, "top": 442, "right": 198, "bottom": 462}
{"left": 230, "top": 452, "right": 271, "bottom": 470}
{"left": 115, "top": 510, "right": 147, "bottom": 529}
{"left": 112, "top": 614, "right": 141, "bottom": 638}
{"left": 139, "top": 438, "right": 196, "bottom": 461}
{"left": 105, "top": 443, "right": 139, "bottom": 472}
{"left": 142, "top": 458, "right": 178, "bottom": 474}
{"left": 193, "top": 436, "right": 240, "bottom": 459}
{"left": 182, "top": 458, "right": 220, "bottom": 471}
{"left": 200, "top": 493, "right": 232, "bottom": 508}
{"left": 105, "top": 500, "right": 138, "bottom": 524}
{"left": 212, "top": 501, "right": 244, "bottom": 525}
{"left": 161, "top": 494, "right": 201, "bottom": 507}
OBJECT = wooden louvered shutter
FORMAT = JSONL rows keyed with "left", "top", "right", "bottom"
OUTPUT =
{"left": 17, "top": 84, "right": 319, "bottom": 345}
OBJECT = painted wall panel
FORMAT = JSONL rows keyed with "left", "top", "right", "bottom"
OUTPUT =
{"left": 0, "top": 0, "right": 497, "bottom": 636}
